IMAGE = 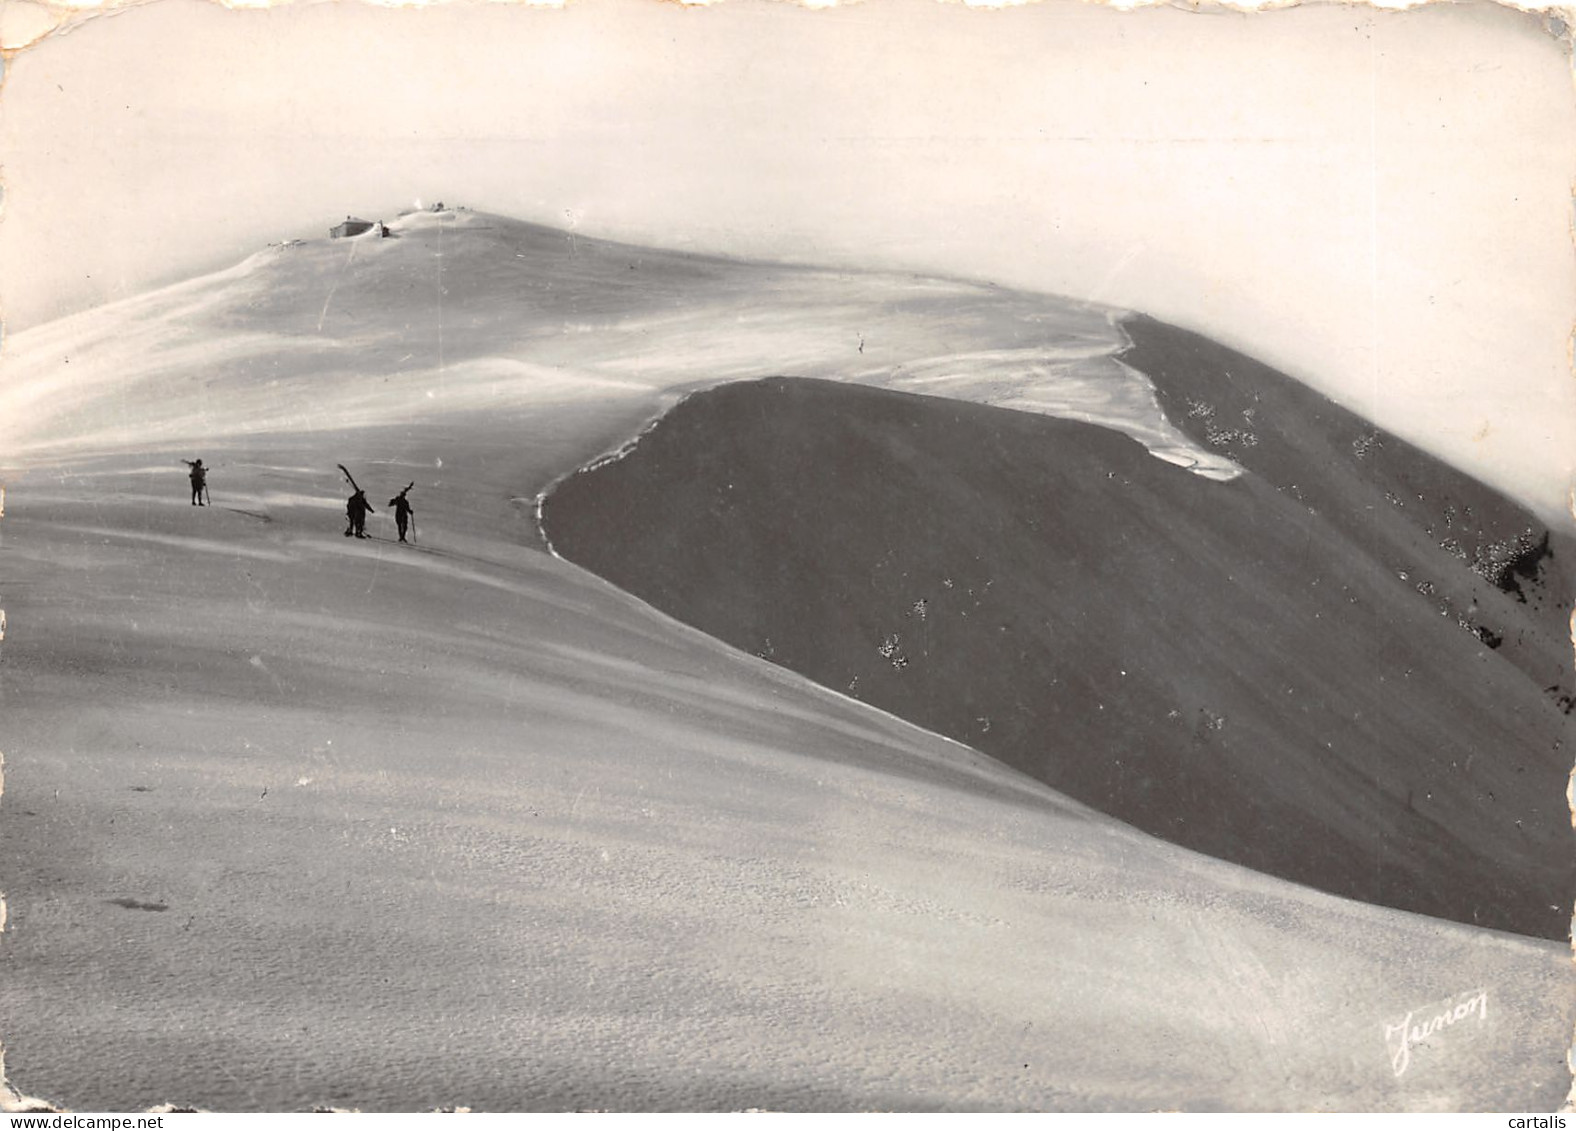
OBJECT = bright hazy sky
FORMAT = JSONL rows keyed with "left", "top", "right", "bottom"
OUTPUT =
{"left": 2, "top": 0, "right": 1572, "bottom": 519}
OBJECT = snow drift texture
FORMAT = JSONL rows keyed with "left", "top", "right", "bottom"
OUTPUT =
{"left": 0, "top": 210, "right": 1570, "bottom": 1111}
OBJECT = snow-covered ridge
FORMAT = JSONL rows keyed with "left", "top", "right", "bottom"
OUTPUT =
{"left": 2, "top": 209, "right": 1236, "bottom": 485}
{"left": 533, "top": 389, "right": 696, "bottom": 560}
{"left": 859, "top": 344, "right": 1240, "bottom": 483}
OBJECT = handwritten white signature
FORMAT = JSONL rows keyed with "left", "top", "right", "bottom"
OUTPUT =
{"left": 1383, "top": 989, "right": 1488, "bottom": 1077}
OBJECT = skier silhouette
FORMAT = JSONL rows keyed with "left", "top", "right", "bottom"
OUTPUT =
{"left": 338, "top": 464, "right": 374, "bottom": 538}
{"left": 182, "top": 459, "right": 208, "bottom": 506}
{"left": 345, "top": 489, "right": 374, "bottom": 538}
{"left": 388, "top": 483, "right": 415, "bottom": 544}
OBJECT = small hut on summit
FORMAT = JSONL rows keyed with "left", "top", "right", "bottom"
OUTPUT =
{"left": 330, "top": 216, "right": 374, "bottom": 239}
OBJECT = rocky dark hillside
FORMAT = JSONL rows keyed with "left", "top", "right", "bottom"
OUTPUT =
{"left": 542, "top": 358, "right": 1574, "bottom": 940}
{"left": 1120, "top": 313, "right": 1574, "bottom": 704}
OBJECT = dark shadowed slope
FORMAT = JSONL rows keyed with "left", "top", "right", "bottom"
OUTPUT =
{"left": 541, "top": 376, "right": 1574, "bottom": 939}
{"left": 1119, "top": 313, "right": 1575, "bottom": 703}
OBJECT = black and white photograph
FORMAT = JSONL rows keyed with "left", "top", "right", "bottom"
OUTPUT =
{"left": 0, "top": 0, "right": 1572, "bottom": 1113}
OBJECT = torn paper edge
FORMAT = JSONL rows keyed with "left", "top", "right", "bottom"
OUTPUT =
{"left": 0, "top": 0, "right": 1572, "bottom": 56}
{"left": 0, "top": 0, "right": 1572, "bottom": 1114}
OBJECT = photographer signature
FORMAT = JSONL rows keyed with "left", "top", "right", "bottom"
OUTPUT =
{"left": 1383, "top": 989, "right": 1488, "bottom": 1076}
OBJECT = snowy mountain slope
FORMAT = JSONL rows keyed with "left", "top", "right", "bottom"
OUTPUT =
{"left": 3, "top": 436, "right": 1570, "bottom": 1112}
{"left": 0, "top": 209, "right": 1232, "bottom": 478}
{"left": 0, "top": 211, "right": 1570, "bottom": 1110}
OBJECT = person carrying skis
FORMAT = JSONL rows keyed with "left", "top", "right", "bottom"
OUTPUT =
{"left": 337, "top": 464, "right": 377, "bottom": 539}
{"left": 182, "top": 459, "right": 208, "bottom": 506}
{"left": 345, "top": 488, "right": 374, "bottom": 538}
{"left": 388, "top": 483, "right": 415, "bottom": 544}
